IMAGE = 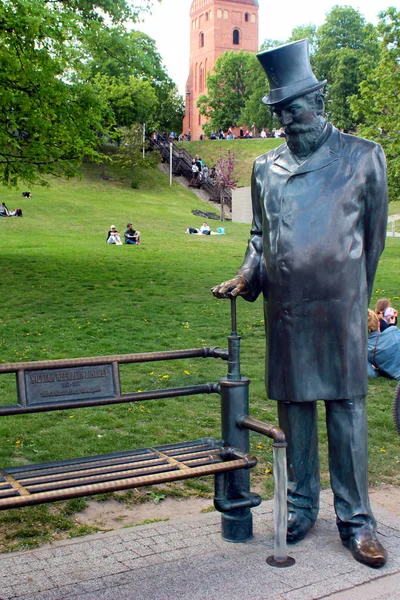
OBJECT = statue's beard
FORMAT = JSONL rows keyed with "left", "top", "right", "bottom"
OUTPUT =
{"left": 285, "top": 117, "right": 326, "bottom": 160}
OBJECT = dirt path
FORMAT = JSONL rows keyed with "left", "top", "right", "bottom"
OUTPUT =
{"left": 75, "top": 496, "right": 215, "bottom": 531}
{"left": 74, "top": 485, "right": 400, "bottom": 532}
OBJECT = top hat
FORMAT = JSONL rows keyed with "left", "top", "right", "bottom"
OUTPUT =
{"left": 257, "top": 39, "right": 327, "bottom": 106}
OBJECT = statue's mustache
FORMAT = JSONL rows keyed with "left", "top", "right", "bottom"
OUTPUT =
{"left": 285, "top": 123, "right": 315, "bottom": 134}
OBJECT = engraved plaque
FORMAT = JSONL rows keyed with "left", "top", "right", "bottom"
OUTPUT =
{"left": 23, "top": 365, "right": 117, "bottom": 405}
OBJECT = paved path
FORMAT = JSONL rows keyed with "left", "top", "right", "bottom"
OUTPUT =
{"left": 0, "top": 489, "right": 399, "bottom": 600}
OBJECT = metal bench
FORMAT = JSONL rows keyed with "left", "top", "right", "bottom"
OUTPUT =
{"left": 0, "top": 299, "right": 286, "bottom": 547}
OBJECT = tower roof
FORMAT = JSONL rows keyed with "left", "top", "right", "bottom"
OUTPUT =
{"left": 220, "top": 0, "right": 258, "bottom": 4}
{"left": 191, "top": 0, "right": 258, "bottom": 10}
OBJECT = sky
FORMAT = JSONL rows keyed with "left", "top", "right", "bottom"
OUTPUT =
{"left": 136, "top": 0, "right": 400, "bottom": 95}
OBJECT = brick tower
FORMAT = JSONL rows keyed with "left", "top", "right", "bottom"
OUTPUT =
{"left": 182, "top": 0, "right": 259, "bottom": 140}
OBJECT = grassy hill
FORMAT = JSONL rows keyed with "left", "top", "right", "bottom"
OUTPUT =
{"left": 0, "top": 162, "right": 398, "bottom": 550}
{"left": 176, "top": 138, "right": 282, "bottom": 187}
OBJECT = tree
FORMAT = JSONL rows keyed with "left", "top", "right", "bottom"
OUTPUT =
{"left": 240, "top": 67, "right": 276, "bottom": 133}
{"left": 93, "top": 75, "right": 159, "bottom": 130}
{"left": 115, "top": 124, "right": 161, "bottom": 186}
{"left": 350, "top": 8, "right": 400, "bottom": 202}
{"left": 216, "top": 149, "right": 237, "bottom": 221}
{"left": 85, "top": 29, "right": 184, "bottom": 133}
{"left": 155, "top": 85, "right": 185, "bottom": 134}
{"left": 259, "top": 38, "right": 285, "bottom": 51}
{"left": 197, "top": 51, "right": 259, "bottom": 135}
{"left": 313, "top": 6, "right": 379, "bottom": 131}
{"left": 0, "top": 0, "right": 158, "bottom": 186}
{"left": 288, "top": 24, "right": 318, "bottom": 55}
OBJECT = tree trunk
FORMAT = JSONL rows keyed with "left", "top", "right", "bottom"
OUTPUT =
{"left": 220, "top": 187, "right": 225, "bottom": 222}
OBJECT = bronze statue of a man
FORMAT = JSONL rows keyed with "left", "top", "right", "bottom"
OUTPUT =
{"left": 212, "top": 39, "right": 388, "bottom": 568}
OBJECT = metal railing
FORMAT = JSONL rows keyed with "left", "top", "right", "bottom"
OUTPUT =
{"left": 149, "top": 137, "right": 232, "bottom": 209}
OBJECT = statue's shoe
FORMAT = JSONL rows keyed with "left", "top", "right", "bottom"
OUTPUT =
{"left": 342, "top": 530, "right": 387, "bottom": 568}
{"left": 287, "top": 511, "right": 316, "bottom": 544}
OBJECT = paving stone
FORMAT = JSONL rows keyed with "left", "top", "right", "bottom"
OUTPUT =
{"left": 0, "top": 490, "right": 399, "bottom": 600}
{"left": 283, "top": 575, "right": 356, "bottom": 600}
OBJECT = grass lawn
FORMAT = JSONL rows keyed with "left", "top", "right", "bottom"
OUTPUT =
{"left": 0, "top": 157, "right": 399, "bottom": 551}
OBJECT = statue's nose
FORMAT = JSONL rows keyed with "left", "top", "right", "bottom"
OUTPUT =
{"left": 280, "top": 111, "right": 292, "bottom": 126}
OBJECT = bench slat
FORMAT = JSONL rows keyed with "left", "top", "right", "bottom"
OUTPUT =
{"left": 0, "top": 440, "right": 257, "bottom": 510}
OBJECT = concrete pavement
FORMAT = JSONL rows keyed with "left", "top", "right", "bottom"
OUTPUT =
{"left": 0, "top": 489, "right": 399, "bottom": 600}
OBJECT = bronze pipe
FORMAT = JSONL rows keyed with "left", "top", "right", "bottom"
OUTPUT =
{"left": 0, "top": 347, "right": 229, "bottom": 374}
{"left": 0, "top": 383, "right": 220, "bottom": 416}
{"left": 237, "top": 416, "right": 286, "bottom": 445}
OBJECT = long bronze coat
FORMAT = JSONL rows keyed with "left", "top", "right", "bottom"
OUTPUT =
{"left": 237, "top": 124, "right": 388, "bottom": 402}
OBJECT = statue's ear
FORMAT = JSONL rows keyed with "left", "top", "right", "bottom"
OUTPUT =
{"left": 316, "top": 93, "right": 325, "bottom": 115}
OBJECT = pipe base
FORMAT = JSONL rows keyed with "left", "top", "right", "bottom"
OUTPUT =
{"left": 266, "top": 555, "right": 296, "bottom": 568}
{"left": 221, "top": 512, "right": 253, "bottom": 543}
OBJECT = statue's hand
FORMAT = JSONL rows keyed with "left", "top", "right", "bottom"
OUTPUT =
{"left": 211, "top": 276, "right": 248, "bottom": 298}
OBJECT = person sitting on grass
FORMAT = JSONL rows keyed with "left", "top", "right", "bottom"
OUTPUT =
{"left": 124, "top": 223, "right": 140, "bottom": 245}
{"left": 375, "top": 298, "right": 398, "bottom": 331}
{"left": 367, "top": 309, "right": 400, "bottom": 380}
{"left": 106, "top": 225, "right": 123, "bottom": 245}
{"left": 199, "top": 222, "right": 210, "bottom": 235}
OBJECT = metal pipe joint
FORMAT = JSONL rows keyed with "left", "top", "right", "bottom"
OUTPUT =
{"left": 237, "top": 415, "right": 287, "bottom": 445}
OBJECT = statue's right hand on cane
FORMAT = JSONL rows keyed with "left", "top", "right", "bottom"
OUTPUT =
{"left": 211, "top": 276, "right": 249, "bottom": 299}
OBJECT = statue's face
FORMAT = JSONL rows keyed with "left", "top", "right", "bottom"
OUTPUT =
{"left": 272, "top": 96, "right": 317, "bottom": 135}
{"left": 272, "top": 94, "right": 325, "bottom": 159}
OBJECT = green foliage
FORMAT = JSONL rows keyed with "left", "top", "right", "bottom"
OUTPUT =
{"left": 93, "top": 74, "right": 159, "bottom": 128}
{"left": 0, "top": 0, "right": 113, "bottom": 186}
{"left": 0, "top": 0, "right": 182, "bottom": 187}
{"left": 156, "top": 85, "right": 185, "bottom": 134}
{"left": 351, "top": 8, "right": 400, "bottom": 202}
{"left": 115, "top": 124, "right": 161, "bottom": 175}
{"left": 85, "top": 28, "right": 185, "bottom": 133}
{"left": 259, "top": 38, "right": 284, "bottom": 51}
{"left": 240, "top": 66, "right": 278, "bottom": 132}
{"left": 288, "top": 25, "right": 317, "bottom": 54}
{"left": 313, "top": 6, "right": 379, "bottom": 130}
{"left": 197, "top": 51, "right": 262, "bottom": 134}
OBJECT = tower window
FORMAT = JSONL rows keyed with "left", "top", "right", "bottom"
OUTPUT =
{"left": 205, "top": 12, "right": 208, "bottom": 21}
{"left": 199, "top": 32, "right": 204, "bottom": 48}
{"left": 251, "top": 13, "right": 256, "bottom": 23}
{"left": 233, "top": 29, "right": 240, "bottom": 45}
{"left": 223, "top": 10, "right": 228, "bottom": 19}
{"left": 199, "top": 63, "right": 204, "bottom": 92}
{"left": 245, "top": 12, "right": 249, "bottom": 22}
{"left": 217, "top": 9, "right": 222, "bottom": 18}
